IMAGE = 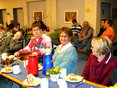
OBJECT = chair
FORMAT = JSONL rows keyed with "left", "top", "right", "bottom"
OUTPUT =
{"left": 111, "top": 42, "right": 117, "bottom": 60}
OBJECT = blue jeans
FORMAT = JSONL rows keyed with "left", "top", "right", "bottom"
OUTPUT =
{"left": 73, "top": 37, "right": 90, "bottom": 49}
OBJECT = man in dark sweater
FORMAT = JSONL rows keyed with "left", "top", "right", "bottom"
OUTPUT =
{"left": 6, "top": 20, "right": 14, "bottom": 30}
{"left": 97, "top": 19, "right": 106, "bottom": 37}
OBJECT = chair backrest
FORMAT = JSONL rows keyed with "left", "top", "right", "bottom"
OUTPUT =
{"left": 111, "top": 42, "right": 117, "bottom": 60}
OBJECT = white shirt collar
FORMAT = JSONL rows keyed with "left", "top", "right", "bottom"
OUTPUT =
{"left": 58, "top": 42, "right": 72, "bottom": 53}
{"left": 105, "top": 52, "right": 111, "bottom": 64}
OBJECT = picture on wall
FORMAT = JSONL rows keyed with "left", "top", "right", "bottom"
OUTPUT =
{"left": 33, "top": 11, "right": 42, "bottom": 21}
{"left": 64, "top": 10, "right": 78, "bottom": 23}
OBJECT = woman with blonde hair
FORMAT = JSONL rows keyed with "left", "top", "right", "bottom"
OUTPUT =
{"left": 82, "top": 36, "right": 117, "bottom": 86}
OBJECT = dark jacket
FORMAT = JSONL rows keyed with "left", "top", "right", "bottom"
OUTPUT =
{"left": 97, "top": 27, "right": 106, "bottom": 37}
{"left": 6, "top": 24, "right": 14, "bottom": 30}
{"left": 0, "top": 35, "right": 23, "bottom": 55}
{"left": 111, "top": 67, "right": 117, "bottom": 85}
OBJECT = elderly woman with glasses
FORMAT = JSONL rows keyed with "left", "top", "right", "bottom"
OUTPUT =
{"left": 82, "top": 36, "right": 117, "bottom": 86}
{"left": 53, "top": 27, "right": 78, "bottom": 74}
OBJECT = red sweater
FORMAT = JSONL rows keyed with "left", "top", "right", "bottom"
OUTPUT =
{"left": 82, "top": 53, "right": 117, "bottom": 85}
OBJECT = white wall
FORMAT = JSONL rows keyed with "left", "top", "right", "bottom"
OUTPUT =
{"left": 27, "top": 0, "right": 47, "bottom": 27}
{"left": 56, "top": 0, "right": 85, "bottom": 28}
{"left": 2, "top": 10, "right": 7, "bottom": 28}
{"left": 17, "top": 8, "right": 24, "bottom": 28}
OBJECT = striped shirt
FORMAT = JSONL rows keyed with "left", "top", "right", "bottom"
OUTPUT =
{"left": 71, "top": 23, "right": 82, "bottom": 36}
{"left": 0, "top": 30, "right": 7, "bottom": 46}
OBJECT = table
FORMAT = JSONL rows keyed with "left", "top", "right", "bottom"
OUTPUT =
{"left": 0, "top": 60, "right": 106, "bottom": 88}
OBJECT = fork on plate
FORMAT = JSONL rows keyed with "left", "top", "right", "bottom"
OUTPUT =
{"left": 72, "top": 79, "right": 85, "bottom": 88}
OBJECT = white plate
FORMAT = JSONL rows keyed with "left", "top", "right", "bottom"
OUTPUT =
{"left": 1, "top": 67, "right": 13, "bottom": 73}
{"left": 8, "top": 55, "right": 18, "bottom": 60}
{"left": 23, "top": 78, "right": 41, "bottom": 86}
{"left": 1, "top": 56, "right": 18, "bottom": 60}
{"left": 38, "top": 66, "right": 43, "bottom": 71}
{"left": 64, "top": 75, "right": 83, "bottom": 83}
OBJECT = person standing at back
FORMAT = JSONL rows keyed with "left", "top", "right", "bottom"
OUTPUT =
{"left": 6, "top": 20, "right": 14, "bottom": 30}
{"left": 38, "top": 20, "right": 48, "bottom": 32}
{"left": 0, "top": 24, "right": 7, "bottom": 46}
{"left": 101, "top": 19, "right": 115, "bottom": 42}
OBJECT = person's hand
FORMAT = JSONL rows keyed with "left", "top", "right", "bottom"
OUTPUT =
{"left": 80, "top": 38, "right": 84, "bottom": 41}
{"left": 31, "top": 52, "right": 38, "bottom": 56}
{"left": 79, "top": 37, "right": 82, "bottom": 41}
{"left": 14, "top": 52, "right": 20, "bottom": 56}
{"left": 79, "top": 37, "right": 84, "bottom": 41}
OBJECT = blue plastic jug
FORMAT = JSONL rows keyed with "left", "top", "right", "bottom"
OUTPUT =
{"left": 43, "top": 53, "right": 53, "bottom": 75}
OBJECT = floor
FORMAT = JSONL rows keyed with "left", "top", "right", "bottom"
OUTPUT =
{"left": 0, "top": 76, "right": 13, "bottom": 88}
{"left": 75, "top": 52, "right": 88, "bottom": 75}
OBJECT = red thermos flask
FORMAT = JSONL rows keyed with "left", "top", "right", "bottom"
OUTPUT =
{"left": 27, "top": 54, "right": 38, "bottom": 76}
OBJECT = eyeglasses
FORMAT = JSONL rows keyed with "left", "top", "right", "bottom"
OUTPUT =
{"left": 32, "top": 29, "right": 40, "bottom": 32}
{"left": 91, "top": 46, "right": 94, "bottom": 49}
{"left": 60, "top": 35, "right": 69, "bottom": 38}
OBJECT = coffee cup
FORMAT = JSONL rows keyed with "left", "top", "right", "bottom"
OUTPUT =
{"left": 60, "top": 68, "right": 67, "bottom": 78}
{"left": 57, "top": 79, "right": 67, "bottom": 88}
{"left": 2, "top": 53, "right": 8, "bottom": 60}
{"left": 24, "top": 60, "right": 28, "bottom": 68}
{"left": 41, "top": 78, "right": 49, "bottom": 88}
{"left": 13, "top": 65, "right": 21, "bottom": 74}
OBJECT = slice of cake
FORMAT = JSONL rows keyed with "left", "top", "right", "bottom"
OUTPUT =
{"left": 68, "top": 73, "right": 76, "bottom": 81}
{"left": 27, "top": 74, "right": 35, "bottom": 84}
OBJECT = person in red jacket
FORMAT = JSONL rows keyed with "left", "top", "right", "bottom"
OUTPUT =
{"left": 82, "top": 36, "right": 117, "bottom": 86}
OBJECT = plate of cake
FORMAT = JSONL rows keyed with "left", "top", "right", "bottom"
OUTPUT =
{"left": 64, "top": 73, "right": 83, "bottom": 83}
{"left": 23, "top": 74, "right": 40, "bottom": 86}
{"left": 1, "top": 65, "right": 13, "bottom": 73}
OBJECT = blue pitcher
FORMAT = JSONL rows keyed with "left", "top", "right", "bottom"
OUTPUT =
{"left": 43, "top": 53, "right": 53, "bottom": 75}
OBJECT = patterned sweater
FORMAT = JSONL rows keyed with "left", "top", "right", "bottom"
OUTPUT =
{"left": 18, "top": 34, "right": 52, "bottom": 55}
{"left": 53, "top": 43, "right": 78, "bottom": 74}
{"left": 0, "top": 30, "right": 7, "bottom": 46}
